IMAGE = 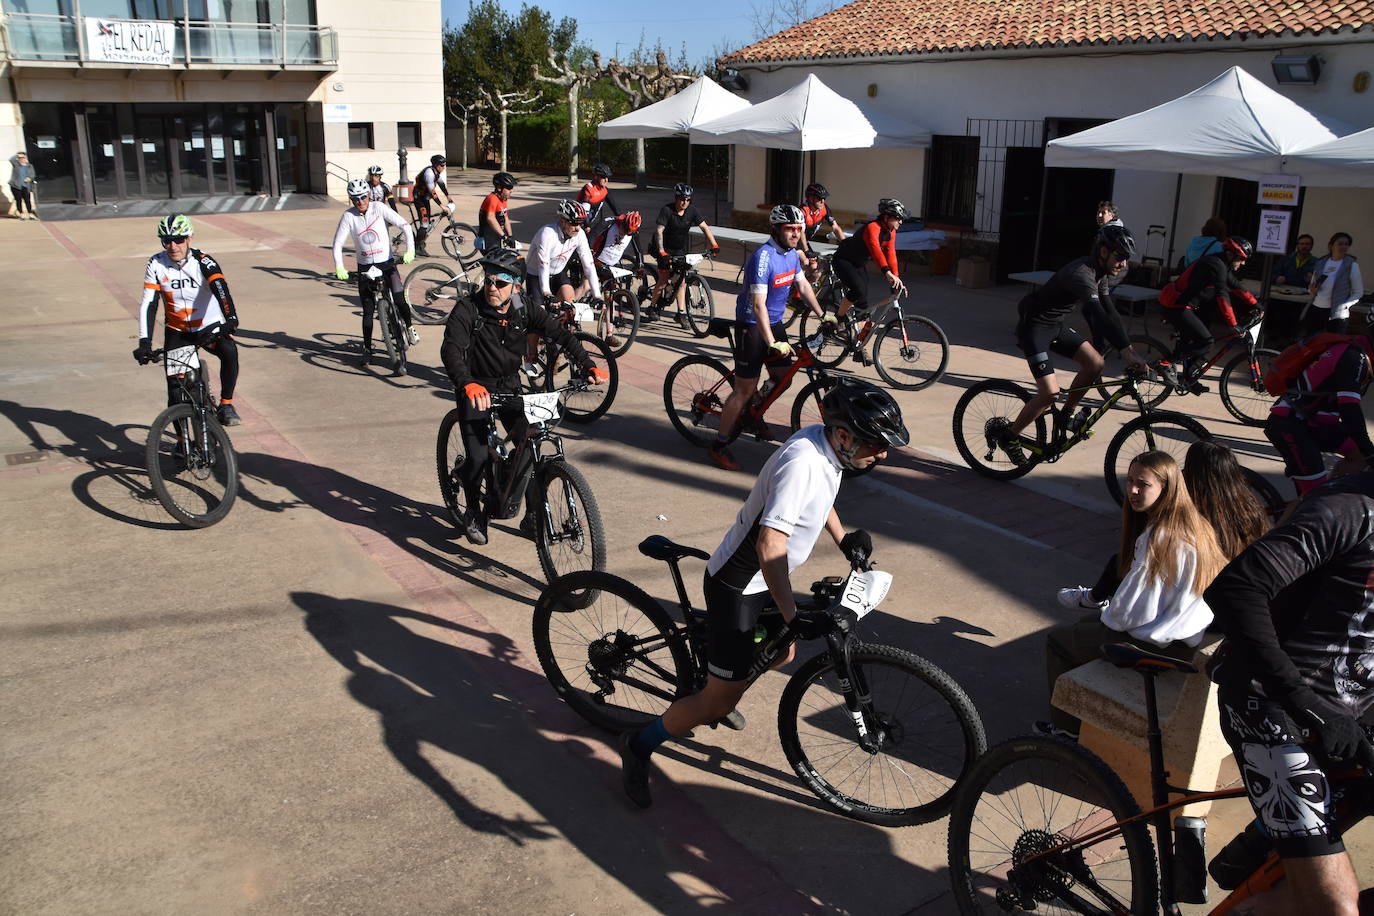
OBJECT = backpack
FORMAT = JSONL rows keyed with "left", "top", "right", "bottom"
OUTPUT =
{"left": 1157, "top": 261, "right": 1200, "bottom": 308}
{"left": 1263, "top": 333, "right": 1358, "bottom": 396}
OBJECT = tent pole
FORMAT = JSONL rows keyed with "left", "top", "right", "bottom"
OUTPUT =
{"left": 1165, "top": 173, "right": 1183, "bottom": 273}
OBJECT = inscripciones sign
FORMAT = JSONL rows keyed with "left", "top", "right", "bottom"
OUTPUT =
{"left": 84, "top": 18, "right": 175, "bottom": 66}
{"left": 1257, "top": 174, "right": 1301, "bottom": 206}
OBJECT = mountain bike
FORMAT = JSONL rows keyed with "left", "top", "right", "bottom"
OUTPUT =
{"left": 522, "top": 298, "right": 619, "bottom": 424}
{"left": 946, "top": 640, "right": 1374, "bottom": 914}
{"left": 402, "top": 237, "right": 522, "bottom": 325}
{"left": 354, "top": 262, "right": 409, "bottom": 376}
{"left": 436, "top": 386, "right": 605, "bottom": 582}
{"left": 798, "top": 290, "right": 950, "bottom": 391}
{"left": 560, "top": 261, "right": 642, "bottom": 359}
{"left": 640, "top": 253, "right": 715, "bottom": 338}
{"left": 532, "top": 535, "right": 987, "bottom": 826}
{"left": 138, "top": 340, "right": 239, "bottom": 528}
{"left": 395, "top": 206, "right": 480, "bottom": 264}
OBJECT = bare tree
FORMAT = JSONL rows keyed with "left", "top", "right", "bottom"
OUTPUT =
{"left": 747, "top": 0, "right": 837, "bottom": 40}
{"left": 605, "top": 50, "right": 694, "bottom": 189}
{"left": 476, "top": 86, "right": 540, "bottom": 173}
{"left": 533, "top": 49, "right": 602, "bottom": 184}
{"left": 446, "top": 97, "right": 479, "bottom": 171}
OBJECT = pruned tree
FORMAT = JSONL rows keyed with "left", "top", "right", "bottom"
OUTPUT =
{"left": 477, "top": 86, "right": 541, "bottom": 173}
{"left": 446, "top": 97, "right": 478, "bottom": 170}
{"left": 533, "top": 49, "right": 602, "bottom": 184}
{"left": 605, "top": 49, "right": 694, "bottom": 189}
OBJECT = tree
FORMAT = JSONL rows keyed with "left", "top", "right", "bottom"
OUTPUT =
{"left": 604, "top": 49, "right": 694, "bottom": 189}
{"left": 533, "top": 49, "right": 601, "bottom": 184}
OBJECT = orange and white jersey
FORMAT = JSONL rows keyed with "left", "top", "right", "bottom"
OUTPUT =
{"left": 138, "top": 248, "right": 236, "bottom": 339}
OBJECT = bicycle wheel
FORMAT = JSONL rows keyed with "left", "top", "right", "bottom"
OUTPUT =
{"left": 435, "top": 409, "right": 480, "bottom": 528}
{"left": 874, "top": 314, "right": 950, "bottom": 391}
{"left": 789, "top": 377, "right": 834, "bottom": 433}
{"left": 952, "top": 379, "right": 1047, "bottom": 480}
{"left": 1103, "top": 412, "right": 1210, "bottom": 504}
{"left": 602, "top": 289, "right": 640, "bottom": 358}
{"left": 549, "top": 333, "right": 617, "bottom": 423}
{"left": 683, "top": 274, "right": 715, "bottom": 338}
{"left": 797, "top": 308, "right": 851, "bottom": 368}
{"left": 404, "top": 262, "right": 467, "bottom": 325}
{"left": 533, "top": 461, "right": 606, "bottom": 582}
{"left": 663, "top": 354, "right": 739, "bottom": 447}
{"left": 376, "top": 294, "right": 400, "bottom": 373}
{"left": 947, "top": 735, "right": 1159, "bottom": 915}
{"left": 532, "top": 570, "right": 693, "bottom": 733}
{"left": 1219, "top": 348, "right": 1279, "bottom": 426}
{"left": 145, "top": 403, "right": 239, "bottom": 528}
{"left": 1096, "top": 334, "right": 1172, "bottom": 409}
{"left": 440, "top": 221, "right": 480, "bottom": 263}
{"left": 386, "top": 290, "right": 408, "bottom": 377}
{"left": 778, "top": 644, "right": 987, "bottom": 827}
{"left": 1242, "top": 466, "right": 1288, "bottom": 524}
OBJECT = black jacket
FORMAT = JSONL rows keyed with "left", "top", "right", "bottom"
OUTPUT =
{"left": 441, "top": 293, "right": 591, "bottom": 393}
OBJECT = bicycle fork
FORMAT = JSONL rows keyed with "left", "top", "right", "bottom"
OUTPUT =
{"left": 827, "top": 626, "right": 884, "bottom": 754}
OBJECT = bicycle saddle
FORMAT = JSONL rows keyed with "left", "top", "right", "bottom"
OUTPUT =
{"left": 706, "top": 318, "right": 733, "bottom": 340}
{"left": 638, "top": 535, "right": 709, "bottom": 563}
{"left": 1103, "top": 642, "right": 1198, "bottom": 675}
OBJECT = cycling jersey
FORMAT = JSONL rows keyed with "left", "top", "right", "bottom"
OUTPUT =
{"left": 477, "top": 191, "right": 510, "bottom": 248}
{"left": 332, "top": 204, "right": 412, "bottom": 270}
{"left": 440, "top": 291, "right": 592, "bottom": 393}
{"left": 578, "top": 182, "right": 619, "bottom": 221}
{"left": 365, "top": 181, "right": 394, "bottom": 207}
{"left": 138, "top": 248, "right": 238, "bottom": 340}
{"left": 801, "top": 200, "right": 837, "bottom": 238}
{"left": 1016, "top": 256, "right": 1131, "bottom": 354}
{"left": 735, "top": 239, "right": 801, "bottom": 326}
{"left": 834, "top": 220, "right": 896, "bottom": 271}
{"left": 526, "top": 224, "right": 600, "bottom": 298}
{"left": 595, "top": 221, "right": 635, "bottom": 268}
{"left": 707, "top": 424, "right": 843, "bottom": 594}
{"left": 1265, "top": 338, "right": 1374, "bottom": 489}
{"left": 415, "top": 165, "right": 446, "bottom": 201}
{"left": 1166, "top": 253, "right": 1253, "bottom": 327}
{"left": 655, "top": 202, "right": 704, "bottom": 255}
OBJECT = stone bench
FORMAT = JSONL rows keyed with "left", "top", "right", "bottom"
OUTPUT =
{"left": 1051, "top": 636, "right": 1233, "bottom": 816}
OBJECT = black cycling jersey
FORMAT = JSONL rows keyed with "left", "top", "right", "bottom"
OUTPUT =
{"left": 440, "top": 293, "right": 590, "bottom": 393}
{"left": 1018, "top": 255, "right": 1131, "bottom": 353}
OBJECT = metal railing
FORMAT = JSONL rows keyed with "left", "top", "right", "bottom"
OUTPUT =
{"left": 1, "top": 13, "right": 336, "bottom": 67}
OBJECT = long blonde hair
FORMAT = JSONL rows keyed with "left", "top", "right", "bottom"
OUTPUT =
{"left": 1118, "top": 451, "right": 1227, "bottom": 592}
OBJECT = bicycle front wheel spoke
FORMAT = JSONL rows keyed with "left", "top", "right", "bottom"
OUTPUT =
{"left": 874, "top": 315, "right": 949, "bottom": 391}
{"left": 145, "top": 403, "right": 238, "bottom": 527}
{"left": 534, "top": 462, "right": 606, "bottom": 581}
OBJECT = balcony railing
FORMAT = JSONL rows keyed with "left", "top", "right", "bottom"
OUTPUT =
{"left": 1, "top": 13, "right": 337, "bottom": 67}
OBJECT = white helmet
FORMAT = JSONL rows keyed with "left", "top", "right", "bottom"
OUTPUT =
{"left": 346, "top": 178, "right": 369, "bottom": 199}
{"left": 556, "top": 199, "right": 588, "bottom": 224}
{"left": 769, "top": 204, "right": 805, "bottom": 226}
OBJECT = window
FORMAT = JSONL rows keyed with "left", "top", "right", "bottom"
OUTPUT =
{"left": 348, "top": 122, "right": 373, "bottom": 150}
{"left": 398, "top": 122, "right": 421, "bottom": 149}
{"left": 925, "top": 135, "right": 979, "bottom": 226}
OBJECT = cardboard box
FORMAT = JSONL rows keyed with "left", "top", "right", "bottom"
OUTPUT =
{"left": 956, "top": 256, "right": 993, "bottom": 289}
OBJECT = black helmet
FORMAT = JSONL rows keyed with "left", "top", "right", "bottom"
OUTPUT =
{"left": 1095, "top": 224, "right": 1136, "bottom": 260}
{"left": 431, "top": 154, "right": 446, "bottom": 166}
{"left": 479, "top": 247, "right": 524, "bottom": 278}
{"left": 674, "top": 182, "right": 693, "bottom": 199}
{"left": 1223, "top": 236, "right": 1254, "bottom": 261}
{"left": 592, "top": 162, "right": 612, "bottom": 178}
{"left": 821, "top": 378, "right": 909, "bottom": 449}
{"left": 493, "top": 171, "right": 517, "bottom": 189}
{"left": 877, "top": 198, "right": 909, "bottom": 220}
{"left": 804, "top": 183, "right": 829, "bottom": 200}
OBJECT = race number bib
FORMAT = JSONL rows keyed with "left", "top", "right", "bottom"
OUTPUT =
{"left": 838, "top": 569, "right": 893, "bottom": 619}
{"left": 573, "top": 302, "right": 597, "bottom": 322}
{"left": 521, "top": 390, "right": 562, "bottom": 423}
{"left": 164, "top": 345, "right": 200, "bottom": 376}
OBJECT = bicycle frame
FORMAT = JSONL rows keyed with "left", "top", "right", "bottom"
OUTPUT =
{"left": 152, "top": 345, "right": 220, "bottom": 471}
{"left": 1171, "top": 310, "right": 1266, "bottom": 380}
{"left": 1014, "top": 374, "right": 1152, "bottom": 463}
{"left": 479, "top": 396, "right": 567, "bottom": 521}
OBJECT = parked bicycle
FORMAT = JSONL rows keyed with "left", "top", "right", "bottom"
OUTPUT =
{"left": 436, "top": 386, "right": 605, "bottom": 582}
{"left": 798, "top": 289, "right": 950, "bottom": 391}
{"left": 640, "top": 253, "right": 715, "bottom": 338}
{"left": 532, "top": 534, "right": 987, "bottom": 826}
{"left": 945, "top": 641, "right": 1374, "bottom": 914}
{"left": 137, "top": 340, "right": 239, "bottom": 528}
{"left": 522, "top": 298, "right": 619, "bottom": 424}
{"left": 356, "top": 263, "right": 409, "bottom": 376}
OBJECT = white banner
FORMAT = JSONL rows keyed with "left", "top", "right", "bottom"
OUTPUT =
{"left": 1257, "top": 210, "right": 1292, "bottom": 255}
{"left": 84, "top": 18, "right": 175, "bottom": 66}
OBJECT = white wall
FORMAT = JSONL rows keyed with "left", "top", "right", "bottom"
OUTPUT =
{"left": 813, "top": 147, "right": 925, "bottom": 225}
{"left": 1299, "top": 188, "right": 1374, "bottom": 264}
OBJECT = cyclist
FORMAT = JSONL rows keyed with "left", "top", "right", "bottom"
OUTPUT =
{"left": 649, "top": 183, "right": 720, "bottom": 318}
{"left": 618, "top": 378, "right": 907, "bottom": 808}
{"left": 364, "top": 165, "right": 395, "bottom": 209}
{"left": 828, "top": 197, "right": 908, "bottom": 320}
{"left": 438, "top": 248, "right": 608, "bottom": 545}
{"left": 1205, "top": 472, "right": 1374, "bottom": 916}
{"left": 413, "top": 154, "right": 455, "bottom": 257}
{"left": 132, "top": 214, "right": 243, "bottom": 427}
{"left": 525, "top": 200, "right": 603, "bottom": 370}
{"left": 709, "top": 204, "right": 832, "bottom": 471}
{"left": 593, "top": 210, "right": 642, "bottom": 274}
{"left": 1159, "top": 235, "right": 1259, "bottom": 395}
{"left": 478, "top": 171, "right": 517, "bottom": 253}
{"left": 332, "top": 177, "right": 417, "bottom": 366}
{"left": 798, "top": 182, "right": 845, "bottom": 262}
{"left": 996, "top": 224, "right": 1150, "bottom": 467}
{"left": 577, "top": 162, "right": 619, "bottom": 243}
{"left": 1264, "top": 328, "right": 1374, "bottom": 497}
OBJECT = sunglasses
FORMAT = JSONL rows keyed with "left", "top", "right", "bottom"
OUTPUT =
{"left": 1112, "top": 252, "right": 1130, "bottom": 263}
{"left": 160, "top": 236, "right": 188, "bottom": 245}
{"left": 483, "top": 274, "right": 516, "bottom": 289}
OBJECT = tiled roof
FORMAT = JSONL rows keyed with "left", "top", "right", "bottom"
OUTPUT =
{"left": 719, "top": 0, "right": 1374, "bottom": 63}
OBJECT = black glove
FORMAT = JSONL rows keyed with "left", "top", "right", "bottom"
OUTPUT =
{"left": 133, "top": 339, "right": 154, "bottom": 364}
{"left": 502, "top": 234, "right": 516, "bottom": 248}
{"left": 840, "top": 529, "right": 873, "bottom": 565}
{"left": 789, "top": 609, "right": 835, "bottom": 640}
{"left": 225, "top": 314, "right": 239, "bottom": 335}
{"left": 1287, "top": 688, "right": 1374, "bottom": 766}
{"left": 542, "top": 294, "right": 558, "bottom": 308}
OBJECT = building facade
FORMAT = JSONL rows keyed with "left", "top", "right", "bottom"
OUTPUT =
{"left": 1, "top": 0, "right": 444, "bottom": 209}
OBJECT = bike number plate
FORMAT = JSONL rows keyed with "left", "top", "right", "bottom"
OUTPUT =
{"left": 838, "top": 569, "right": 893, "bottom": 619}
{"left": 1246, "top": 323, "right": 1260, "bottom": 344}
{"left": 363, "top": 265, "right": 384, "bottom": 280}
{"left": 521, "top": 390, "right": 562, "bottom": 423}
{"left": 573, "top": 302, "right": 596, "bottom": 322}
{"left": 609, "top": 266, "right": 632, "bottom": 280}
{"left": 164, "top": 345, "right": 200, "bottom": 376}
{"left": 684, "top": 254, "right": 704, "bottom": 266}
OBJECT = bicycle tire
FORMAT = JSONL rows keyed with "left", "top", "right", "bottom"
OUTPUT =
{"left": 533, "top": 461, "right": 606, "bottom": 582}
{"left": 440, "top": 221, "right": 480, "bottom": 263}
{"left": 603, "top": 289, "right": 640, "bottom": 358}
{"left": 376, "top": 292, "right": 400, "bottom": 373}
{"left": 549, "top": 332, "right": 617, "bottom": 424}
{"left": 946, "top": 735, "right": 1159, "bottom": 915}
{"left": 1219, "top": 347, "right": 1279, "bottom": 427}
{"left": 797, "top": 308, "right": 851, "bottom": 368}
{"left": 435, "top": 408, "right": 479, "bottom": 528}
{"left": 874, "top": 314, "right": 950, "bottom": 391}
{"left": 778, "top": 643, "right": 987, "bottom": 826}
{"left": 952, "top": 379, "right": 1047, "bottom": 480}
{"left": 683, "top": 274, "right": 715, "bottom": 338}
{"left": 532, "top": 570, "right": 692, "bottom": 732}
{"left": 386, "top": 288, "right": 408, "bottom": 377}
{"left": 404, "top": 262, "right": 466, "bottom": 325}
{"left": 1104, "top": 412, "right": 1211, "bottom": 504}
{"left": 663, "top": 354, "right": 739, "bottom": 447}
{"left": 145, "top": 402, "right": 239, "bottom": 528}
{"left": 1096, "top": 334, "right": 1172, "bottom": 409}
{"left": 789, "top": 377, "right": 834, "bottom": 434}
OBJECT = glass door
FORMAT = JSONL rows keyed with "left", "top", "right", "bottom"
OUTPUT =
{"left": 86, "top": 106, "right": 121, "bottom": 202}
{"left": 134, "top": 114, "right": 172, "bottom": 199}
{"left": 175, "top": 113, "right": 211, "bottom": 197}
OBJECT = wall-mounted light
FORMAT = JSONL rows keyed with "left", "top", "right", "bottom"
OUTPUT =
{"left": 1272, "top": 55, "right": 1321, "bottom": 85}
{"left": 867, "top": 83, "right": 877, "bottom": 97}
{"left": 718, "top": 68, "right": 748, "bottom": 92}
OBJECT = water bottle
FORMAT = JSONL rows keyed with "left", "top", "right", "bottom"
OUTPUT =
{"left": 1208, "top": 819, "right": 1273, "bottom": 890}
{"left": 1172, "top": 816, "right": 1208, "bottom": 904}
{"left": 758, "top": 378, "right": 775, "bottom": 401}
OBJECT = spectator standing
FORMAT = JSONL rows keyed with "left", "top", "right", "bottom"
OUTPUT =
{"left": 1303, "top": 232, "right": 1364, "bottom": 335}
{"left": 1275, "top": 233, "right": 1317, "bottom": 287}
{"left": 1096, "top": 200, "right": 1122, "bottom": 229}
{"left": 9, "top": 151, "right": 36, "bottom": 220}
{"left": 1183, "top": 217, "right": 1227, "bottom": 267}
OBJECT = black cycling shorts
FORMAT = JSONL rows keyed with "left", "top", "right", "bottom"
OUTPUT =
{"left": 1015, "top": 315, "right": 1086, "bottom": 379}
{"left": 525, "top": 267, "right": 574, "bottom": 300}
{"left": 1265, "top": 413, "right": 1359, "bottom": 485}
{"left": 734, "top": 320, "right": 790, "bottom": 380}
{"left": 703, "top": 570, "right": 770, "bottom": 682}
{"left": 832, "top": 257, "right": 869, "bottom": 310}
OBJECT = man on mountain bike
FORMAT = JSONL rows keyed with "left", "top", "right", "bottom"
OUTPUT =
{"left": 997, "top": 224, "right": 1151, "bottom": 467}
{"left": 577, "top": 163, "right": 619, "bottom": 244}
{"left": 332, "top": 177, "right": 417, "bottom": 366}
{"left": 439, "top": 248, "right": 608, "bottom": 545}
{"left": 364, "top": 165, "right": 395, "bottom": 209}
{"left": 798, "top": 182, "right": 845, "bottom": 262}
{"left": 133, "top": 213, "right": 244, "bottom": 427}
{"left": 478, "top": 171, "right": 517, "bottom": 253}
{"left": 524, "top": 199, "right": 603, "bottom": 369}
{"left": 1205, "top": 472, "right": 1374, "bottom": 916}
{"left": 413, "top": 154, "right": 454, "bottom": 257}
{"left": 1160, "top": 235, "right": 1259, "bottom": 395}
{"left": 650, "top": 183, "right": 719, "bottom": 318}
{"left": 828, "top": 197, "right": 908, "bottom": 320}
{"left": 619, "top": 378, "right": 907, "bottom": 808}
{"left": 708, "top": 204, "right": 833, "bottom": 471}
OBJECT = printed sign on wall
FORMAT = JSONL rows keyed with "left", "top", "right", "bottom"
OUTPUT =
{"left": 83, "top": 18, "right": 175, "bottom": 66}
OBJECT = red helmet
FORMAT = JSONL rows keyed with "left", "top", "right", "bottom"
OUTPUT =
{"left": 1222, "top": 236, "right": 1254, "bottom": 261}
{"left": 621, "top": 210, "right": 642, "bottom": 234}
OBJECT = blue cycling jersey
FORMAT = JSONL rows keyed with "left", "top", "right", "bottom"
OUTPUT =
{"left": 735, "top": 240, "right": 801, "bottom": 326}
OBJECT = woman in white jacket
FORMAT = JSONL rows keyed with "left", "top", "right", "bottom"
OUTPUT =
{"left": 1040, "top": 450, "right": 1227, "bottom": 737}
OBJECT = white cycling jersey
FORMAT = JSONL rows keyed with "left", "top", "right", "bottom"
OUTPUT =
{"left": 138, "top": 248, "right": 235, "bottom": 339}
{"left": 526, "top": 223, "right": 600, "bottom": 298}
{"left": 332, "top": 204, "right": 412, "bottom": 270}
{"left": 596, "top": 221, "right": 634, "bottom": 267}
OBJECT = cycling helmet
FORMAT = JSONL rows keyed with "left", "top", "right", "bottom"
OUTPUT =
{"left": 479, "top": 247, "right": 525, "bottom": 278}
{"left": 804, "top": 183, "right": 829, "bottom": 200}
{"left": 592, "top": 162, "right": 612, "bottom": 179}
{"left": 621, "top": 210, "right": 642, "bottom": 234}
{"left": 674, "top": 182, "right": 693, "bottom": 199}
{"left": 1223, "top": 236, "right": 1254, "bottom": 261}
{"left": 431, "top": 154, "right": 446, "bottom": 166}
{"left": 346, "top": 178, "right": 369, "bottom": 199}
{"left": 556, "top": 199, "right": 588, "bottom": 224}
{"left": 822, "top": 378, "right": 910, "bottom": 456}
{"left": 769, "top": 204, "right": 805, "bottom": 226}
{"left": 493, "top": 171, "right": 517, "bottom": 190}
{"left": 1095, "top": 224, "right": 1137, "bottom": 260}
{"left": 877, "top": 198, "right": 910, "bottom": 220}
{"left": 156, "top": 213, "right": 193, "bottom": 237}
{"left": 367, "top": 164, "right": 384, "bottom": 176}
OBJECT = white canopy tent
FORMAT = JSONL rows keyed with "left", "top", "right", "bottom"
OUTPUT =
{"left": 597, "top": 75, "right": 751, "bottom": 139}
{"left": 1287, "top": 128, "right": 1374, "bottom": 188}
